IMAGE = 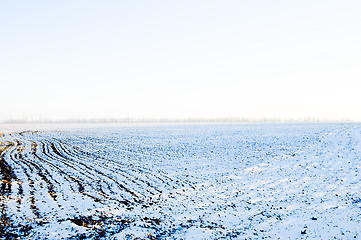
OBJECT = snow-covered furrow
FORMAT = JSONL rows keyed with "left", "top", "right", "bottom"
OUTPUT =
{"left": 54, "top": 134, "right": 195, "bottom": 189}
{"left": 1, "top": 124, "right": 361, "bottom": 239}
{"left": 51, "top": 139, "right": 175, "bottom": 195}
{"left": 0, "top": 130, "right": 190, "bottom": 239}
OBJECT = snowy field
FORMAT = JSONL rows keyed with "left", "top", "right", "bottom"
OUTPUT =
{"left": 1, "top": 123, "right": 361, "bottom": 239}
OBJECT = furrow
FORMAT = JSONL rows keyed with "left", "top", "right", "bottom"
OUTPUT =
{"left": 46, "top": 140, "right": 140, "bottom": 203}
{"left": 56, "top": 139, "right": 164, "bottom": 196}
{"left": 49, "top": 140, "right": 144, "bottom": 200}
{"left": 56, "top": 139, "right": 172, "bottom": 194}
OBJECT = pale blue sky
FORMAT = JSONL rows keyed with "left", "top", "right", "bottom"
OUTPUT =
{"left": 1, "top": 1, "right": 360, "bottom": 121}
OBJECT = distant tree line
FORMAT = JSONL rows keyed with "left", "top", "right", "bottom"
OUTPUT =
{"left": 1, "top": 117, "right": 355, "bottom": 124}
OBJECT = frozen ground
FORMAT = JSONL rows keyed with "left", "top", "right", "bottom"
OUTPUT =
{"left": 0, "top": 123, "right": 361, "bottom": 239}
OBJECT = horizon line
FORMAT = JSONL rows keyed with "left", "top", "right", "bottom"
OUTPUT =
{"left": 1, "top": 117, "right": 357, "bottom": 124}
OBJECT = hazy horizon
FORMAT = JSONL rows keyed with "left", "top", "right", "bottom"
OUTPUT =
{"left": 1, "top": 1, "right": 361, "bottom": 122}
{"left": 1, "top": 116, "right": 357, "bottom": 124}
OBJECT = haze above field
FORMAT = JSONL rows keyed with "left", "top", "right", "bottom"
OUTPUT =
{"left": 1, "top": 1, "right": 360, "bottom": 122}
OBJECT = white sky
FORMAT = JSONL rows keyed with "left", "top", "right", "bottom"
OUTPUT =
{"left": 1, "top": 1, "right": 360, "bottom": 121}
